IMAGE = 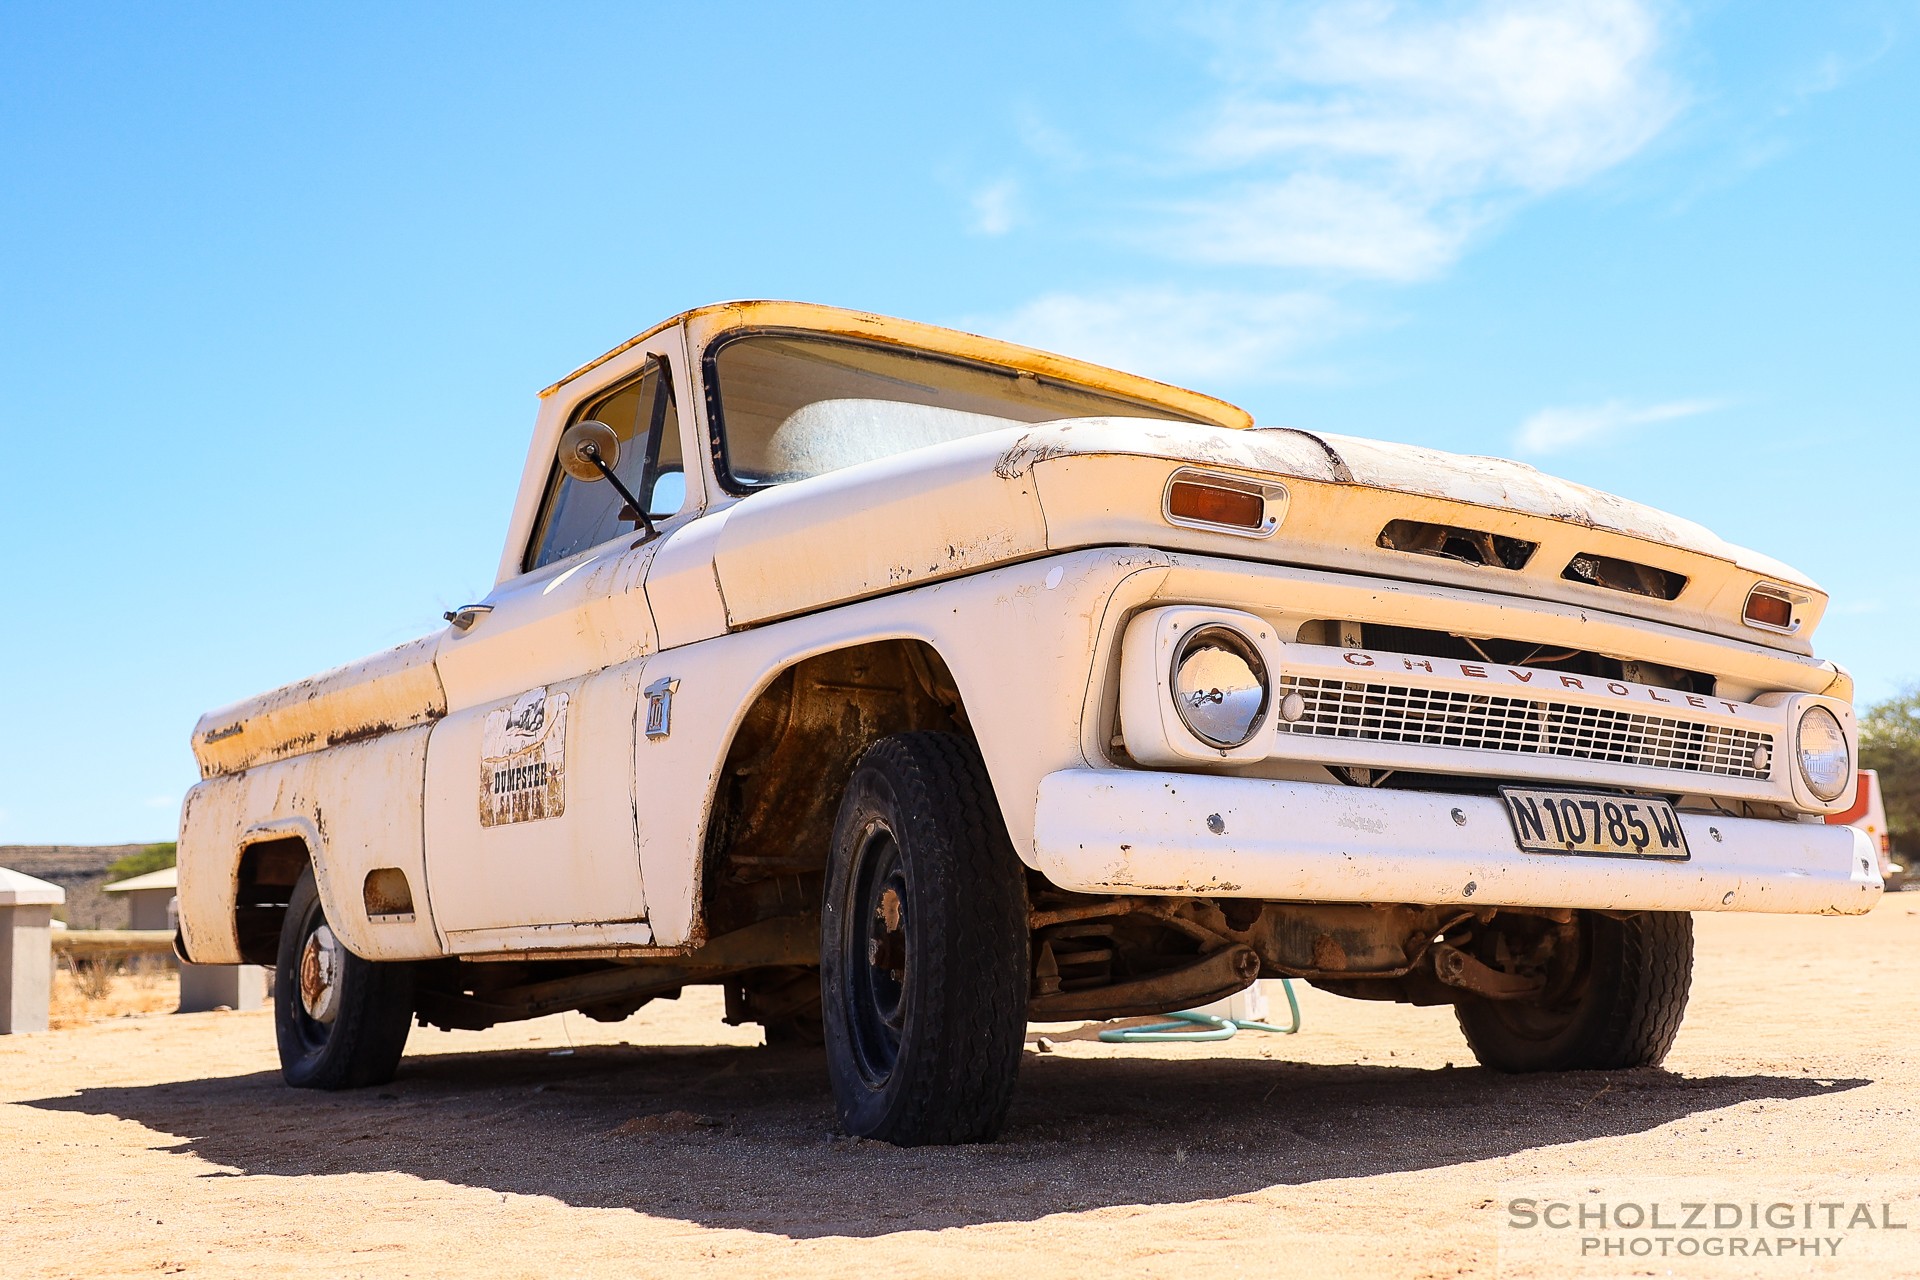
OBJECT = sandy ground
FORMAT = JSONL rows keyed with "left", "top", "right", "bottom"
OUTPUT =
{"left": 5, "top": 905, "right": 1919, "bottom": 1280}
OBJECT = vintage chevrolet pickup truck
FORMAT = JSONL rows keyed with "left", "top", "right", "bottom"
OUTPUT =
{"left": 176, "top": 301, "right": 1880, "bottom": 1145}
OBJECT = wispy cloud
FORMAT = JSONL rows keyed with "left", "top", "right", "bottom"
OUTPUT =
{"left": 982, "top": 288, "right": 1348, "bottom": 387}
{"left": 970, "top": 178, "right": 1020, "bottom": 236}
{"left": 1669, "top": 26, "right": 1902, "bottom": 213}
{"left": 1784, "top": 24, "right": 1899, "bottom": 109}
{"left": 983, "top": 1, "right": 1684, "bottom": 382}
{"left": 1015, "top": 105, "right": 1089, "bottom": 169}
{"left": 1165, "top": 173, "right": 1472, "bottom": 278}
{"left": 1514, "top": 396, "right": 1726, "bottom": 454}
{"left": 1793, "top": 51, "right": 1853, "bottom": 101}
{"left": 1162, "top": 0, "right": 1683, "bottom": 280}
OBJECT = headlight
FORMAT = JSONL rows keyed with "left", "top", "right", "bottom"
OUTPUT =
{"left": 1795, "top": 705, "right": 1851, "bottom": 802}
{"left": 1171, "top": 625, "right": 1270, "bottom": 749}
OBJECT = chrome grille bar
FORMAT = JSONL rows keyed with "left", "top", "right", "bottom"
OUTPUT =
{"left": 1277, "top": 675, "right": 1775, "bottom": 780}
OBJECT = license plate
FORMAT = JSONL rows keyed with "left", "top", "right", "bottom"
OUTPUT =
{"left": 1498, "top": 787, "right": 1690, "bottom": 860}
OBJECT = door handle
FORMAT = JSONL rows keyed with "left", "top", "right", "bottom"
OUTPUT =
{"left": 444, "top": 603, "right": 494, "bottom": 632}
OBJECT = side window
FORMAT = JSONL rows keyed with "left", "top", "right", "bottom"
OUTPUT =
{"left": 523, "top": 358, "right": 685, "bottom": 572}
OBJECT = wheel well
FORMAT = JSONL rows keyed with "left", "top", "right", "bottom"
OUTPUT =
{"left": 701, "top": 639, "right": 970, "bottom": 940}
{"left": 234, "top": 836, "right": 310, "bottom": 964}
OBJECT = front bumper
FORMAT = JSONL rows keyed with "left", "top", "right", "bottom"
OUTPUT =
{"left": 1033, "top": 769, "right": 1882, "bottom": 915}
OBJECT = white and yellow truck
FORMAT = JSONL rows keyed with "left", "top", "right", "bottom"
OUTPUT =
{"left": 175, "top": 301, "right": 1880, "bottom": 1145}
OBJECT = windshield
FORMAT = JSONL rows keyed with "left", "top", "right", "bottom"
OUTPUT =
{"left": 708, "top": 332, "right": 1201, "bottom": 490}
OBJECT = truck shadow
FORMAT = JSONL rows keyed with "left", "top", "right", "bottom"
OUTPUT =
{"left": 25, "top": 1042, "right": 1864, "bottom": 1239}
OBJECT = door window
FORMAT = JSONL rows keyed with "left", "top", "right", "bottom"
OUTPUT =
{"left": 524, "top": 358, "right": 685, "bottom": 571}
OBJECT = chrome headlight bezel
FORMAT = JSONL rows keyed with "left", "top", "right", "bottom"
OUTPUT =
{"left": 1169, "top": 624, "right": 1272, "bottom": 750}
{"left": 1795, "top": 704, "right": 1852, "bottom": 803}
{"left": 1118, "top": 606, "right": 1284, "bottom": 765}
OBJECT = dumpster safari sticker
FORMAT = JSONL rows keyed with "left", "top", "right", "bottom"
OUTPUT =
{"left": 480, "top": 689, "right": 568, "bottom": 826}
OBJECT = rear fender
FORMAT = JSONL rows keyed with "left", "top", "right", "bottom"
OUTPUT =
{"left": 176, "top": 727, "right": 442, "bottom": 964}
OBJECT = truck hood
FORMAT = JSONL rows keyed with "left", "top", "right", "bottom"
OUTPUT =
{"left": 712, "top": 417, "right": 1826, "bottom": 656}
{"left": 1005, "top": 421, "right": 1782, "bottom": 573}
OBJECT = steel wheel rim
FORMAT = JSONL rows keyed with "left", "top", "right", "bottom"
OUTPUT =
{"left": 300, "top": 923, "right": 342, "bottom": 1024}
{"left": 844, "top": 821, "right": 908, "bottom": 1088}
{"left": 287, "top": 900, "right": 339, "bottom": 1054}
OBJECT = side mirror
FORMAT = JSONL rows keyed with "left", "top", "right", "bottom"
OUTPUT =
{"left": 558, "top": 420, "right": 620, "bottom": 481}
{"left": 554, "top": 419, "right": 658, "bottom": 540}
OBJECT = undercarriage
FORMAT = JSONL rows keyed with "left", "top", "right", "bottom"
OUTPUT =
{"left": 402, "top": 889, "right": 1594, "bottom": 1035}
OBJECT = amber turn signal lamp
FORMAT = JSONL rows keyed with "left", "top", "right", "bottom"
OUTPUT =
{"left": 1168, "top": 480, "right": 1265, "bottom": 530}
{"left": 1743, "top": 588, "right": 1796, "bottom": 631}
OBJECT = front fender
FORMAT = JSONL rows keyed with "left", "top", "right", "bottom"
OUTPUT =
{"left": 632, "top": 547, "right": 1174, "bottom": 947}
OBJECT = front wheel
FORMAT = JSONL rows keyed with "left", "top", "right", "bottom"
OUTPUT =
{"left": 821, "top": 732, "right": 1029, "bottom": 1145}
{"left": 275, "top": 867, "right": 416, "bottom": 1089}
{"left": 1456, "top": 910, "right": 1692, "bottom": 1072}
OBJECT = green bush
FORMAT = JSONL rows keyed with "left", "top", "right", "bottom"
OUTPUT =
{"left": 105, "top": 842, "right": 177, "bottom": 884}
{"left": 1859, "top": 691, "right": 1920, "bottom": 856}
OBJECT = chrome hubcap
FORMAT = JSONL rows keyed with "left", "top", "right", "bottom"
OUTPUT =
{"left": 299, "top": 924, "right": 341, "bottom": 1024}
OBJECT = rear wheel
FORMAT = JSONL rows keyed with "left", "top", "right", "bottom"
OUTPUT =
{"left": 821, "top": 732, "right": 1029, "bottom": 1145}
{"left": 1456, "top": 910, "right": 1692, "bottom": 1072}
{"left": 275, "top": 867, "right": 416, "bottom": 1089}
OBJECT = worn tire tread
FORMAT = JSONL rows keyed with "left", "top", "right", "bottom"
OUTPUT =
{"left": 275, "top": 868, "right": 416, "bottom": 1091}
{"left": 823, "top": 732, "right": 1028, "bottom": 1145}
{"left": 1456, "top": 911, "right": 1692, "bottom": 1072}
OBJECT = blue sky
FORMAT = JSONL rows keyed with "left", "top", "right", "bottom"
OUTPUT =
{"left": 2, "top": 1, "right": 1915, "bottom": 843}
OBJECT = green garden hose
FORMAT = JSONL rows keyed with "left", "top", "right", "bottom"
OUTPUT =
{"left": 1097, "top": 979, "right": 1302, "bottom": 1043}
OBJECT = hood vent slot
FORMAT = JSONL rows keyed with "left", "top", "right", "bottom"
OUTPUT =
{"left": 1378, "top": 520, "right": 1536, "bottom": 571}
{"left": 1562, "top": 552, "right": 1687, "bottom": 601}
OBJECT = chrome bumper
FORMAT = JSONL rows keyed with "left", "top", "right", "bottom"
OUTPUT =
{"left": 1032, "top": 769, "right": 1881, "bottom": 915}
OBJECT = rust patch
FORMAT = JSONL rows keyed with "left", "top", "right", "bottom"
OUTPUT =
{"left": 192, "top": 633, "right": 449, "bottom": 777}
{"left": 995, "top": 431, "right": 1079, "bottom": 479}
{"left": 326, "top": 721, "right": 401, "bottom": 749}
{"left": 1310, "top": 932, "right": 1350, "bottom": 971}
{"left": 701, "top": 642, "right": 965, "bottom": 940}
{"left": 362, "top": 868, "right": 415, "bottom": 917}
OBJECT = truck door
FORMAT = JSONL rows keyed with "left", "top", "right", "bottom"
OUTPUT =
{"left": 422, "top": 343, "right": 694, "bottom": 951}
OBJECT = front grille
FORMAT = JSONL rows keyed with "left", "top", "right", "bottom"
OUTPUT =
{"left": 1277, "top": 676, "right": 1775, "bottom": 780}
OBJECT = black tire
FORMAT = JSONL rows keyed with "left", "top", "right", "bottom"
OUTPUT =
{"left": 821, "top": 732, "right": 1029, "bottom": 1145}
{"left": 1456, "top": 910, "right": 1692, "bottom": 1072}
{"left": 275, "top": 867, "right": 416, "bottom": 1090}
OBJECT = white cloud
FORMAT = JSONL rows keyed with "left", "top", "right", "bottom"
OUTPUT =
{"left": 1514, "top": 396, "right": 1725, "bottom": 454}
{"left": 970, "top": 178, "right": 1020, "bottom": 236}
{"left": 1160, "top": 0, "right": 1682, "bottom": 278}
{"left": 981, "top": 2, "right": 1683, "bottom": 383}
{"left": 981, "top": 287, "right": 1346, "bottom": 387}
{"left": 1166, "top": 172, "right": 1471, "bottom": 278}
